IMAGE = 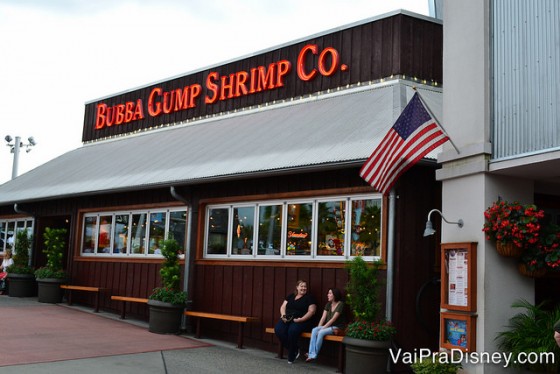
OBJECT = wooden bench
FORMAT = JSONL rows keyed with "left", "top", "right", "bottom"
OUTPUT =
{"left": 184, "top": 311, "right": 258, "bottom": 349}
{"left": 110, "top": 295, "right": 149, "bottom": 319}
{"left": 265, "top": 327, "right": 345, "bottom": 372}
{"left": 60, "top": 285, "right": 109, "bottom": 313}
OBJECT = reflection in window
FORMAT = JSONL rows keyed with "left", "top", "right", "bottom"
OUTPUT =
{"left": 0, "top": 219, "right": 34, "bottom": 254}
{"left": 149, "top": 212, "right": 166, "bottom": 254}
{"left": 113, "top": 214, "right": 129, "bottom": 254}
{"left": 131, "top": 213, "right": 147, "bottom": 254}
{"left": 286, "top": 203, "right": 312, "bottom": 256}
{"left": 231, "top": 207, "right": 254, "bottom": 256}
{"left": 169, "top": 211, "right": 187, "bottom": 254}
{"left": 351, "top": 199, "right": 381, "bottom": 256}
{"left": 6, "top": 221, "right": 15, "bottom": 250}
{"left": 83, "top": 216, "right": 97, "bottom": 253}
{"left": 257, "top": 205, "right": 282, "bottom": 256}
{"left": 81, "top": 209, "right": 187, "bottom": 257}
{"left": 317, "top": 201, "right": 346, "bottom": 256}
{"left": 97, "top": 215, "right": 113, "bottom": 254}
{"left": 207, "top": 208, "right": 228, "bottom": 255}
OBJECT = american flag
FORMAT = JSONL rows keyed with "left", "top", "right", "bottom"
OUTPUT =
{"left": 360, "top": 92, "right": 449, "bottom": 195}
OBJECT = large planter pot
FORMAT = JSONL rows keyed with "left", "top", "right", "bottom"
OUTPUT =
{"left": 36, "top": 278, "right": 66, "bottom": 303}
{"left": 343, "top": 336, "right": 391, "bottom": 373}
{"left": 7, "top": 273, "right": 37, "bottom": 297}
{"left": 147, "top": 299, "right": 185, "bottom": 334}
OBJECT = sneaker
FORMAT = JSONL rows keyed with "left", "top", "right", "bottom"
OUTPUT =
{"left": 288, "top": 350, "right": 300, "bottom": 364}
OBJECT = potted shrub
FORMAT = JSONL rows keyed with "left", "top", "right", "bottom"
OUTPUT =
{"left": 482, "top": 200, "right": 543, "bottom": 257}
{"left": 7, "top": 230, "right": 37, "bottom": 297}
{"left": 147, "top": 238, "right": 187, "bottom": 334}
{"left": 35, "top": 227, "right": 68, "bottom": 303}
{"left": 496, "top": 299, "right": 560, "bottom": 372}
{"left": 410, "top": 351, "right": 462, "bottom": 374}
{"left": 343, "top": 256, "right": 396, "bottom": 373}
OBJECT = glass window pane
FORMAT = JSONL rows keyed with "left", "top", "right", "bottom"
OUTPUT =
{"left": 207, "top": 208, "right": 228, "bottom": 255}
{"left": 231, "top": 207, "right": 255, "bottom": 255}
{"left": 351, "top": 199, "right": 382, "bottom": 256}
{"left": 286, "top": 202, "right": 312, "bottom": 256}
{"left": 113, "top": 214, "right": 129, "bottom": 254}
{"left": 257, "top": 205, "right": 282, "bottom": 256}
{"left": 0, "top": 222, "right": 6, "bottom": 253}
{"left": 148, "top": 212, "right": 166, "bottom": 254}
{"left": 131, "top": 213, "right": 147, "bottom": 254}
{"left": 6, "top": 221, "right": 15, "bottom": 251}
{"left": 97, "top": 215, "right": 113, "bottom": 254}
{"left": 169, "top": 211, "right": 187, "bottom": 255}
{"left": 317, "top": 200, "right": 346, "bottom": 256}
{"left": 83, "top": 216, "right": 98, "bottom": 254}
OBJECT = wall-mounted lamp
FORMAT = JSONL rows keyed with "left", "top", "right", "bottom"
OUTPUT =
{"left": 423, "top": 209, "right": 464, "bottom": 237}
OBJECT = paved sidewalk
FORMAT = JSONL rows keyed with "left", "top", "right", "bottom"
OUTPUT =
{"left": 0, "top": 296, "right": 337, "bottom": 374}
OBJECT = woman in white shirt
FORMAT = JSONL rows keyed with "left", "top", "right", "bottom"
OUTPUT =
{"left": 0, "top": 249, "right": 14, "bottom": 294}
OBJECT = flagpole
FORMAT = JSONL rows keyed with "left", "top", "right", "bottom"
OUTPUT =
{"left": 412, "top": 87, "right": 460, "bottom": 154}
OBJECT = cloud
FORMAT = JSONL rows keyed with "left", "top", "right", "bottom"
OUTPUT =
{"left": 0, "top": 0, "right": 429, "bottom": 184}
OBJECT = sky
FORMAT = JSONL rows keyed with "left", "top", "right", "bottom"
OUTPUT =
{"left": 0, "top": 0, "right": 430, "bottom": 185}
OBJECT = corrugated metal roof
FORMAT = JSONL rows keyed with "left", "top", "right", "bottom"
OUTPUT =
{"left": 0, "top": 81, "right": 441, "bottom": 204}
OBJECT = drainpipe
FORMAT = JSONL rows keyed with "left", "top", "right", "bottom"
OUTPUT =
{"left": 385, "top": 188, "right": 396, "bottom": 321}
{"left": 170, "top": 186, "right": 193, "bottom": 329}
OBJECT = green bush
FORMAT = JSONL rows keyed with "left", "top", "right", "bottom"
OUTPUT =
{"left": 411, "top": 352, "right": 462, "bottom": 374}
{"left": 34, "top": 227, "right": 67, "bottom": 279}
{"left": 8, "top": 230, "right": 34, "bottom": 275}
{"left": 496, "top": 299, "right": 560, "bottom": 372}
{"left": 148, "top": 238, "right": 187, "bottom": 305}
{"left": 345, "top": 256, "right": 395, "bottom": 341}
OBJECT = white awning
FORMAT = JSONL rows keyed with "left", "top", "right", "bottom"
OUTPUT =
{"left": 0, "top": 81, "right": 442, "bottom": 204}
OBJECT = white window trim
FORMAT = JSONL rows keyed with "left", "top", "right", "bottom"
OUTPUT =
{"left": 80, "top": 208, "right": 187, "bottom": 257}
{"left": 203, "top": 193, "right": 382, "bottom": 261}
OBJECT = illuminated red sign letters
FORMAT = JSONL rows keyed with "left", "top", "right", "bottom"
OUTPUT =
{"left": 94, "top": 44, "right": 349, "bottom": 131}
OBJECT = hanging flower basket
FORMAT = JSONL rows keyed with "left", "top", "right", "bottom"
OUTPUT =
{"left": 496, "top": 241, "right": 524, "bottom": 258}
{"left": 483, "top": 200, "right": 543, "bottom": 257}
{"left": 517, "top": 262, "right": 547, "bottom": 278}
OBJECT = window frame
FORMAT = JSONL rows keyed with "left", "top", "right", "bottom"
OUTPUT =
{"left": 0, "top": 218, "right": 34, "bottom": 254}
{"left": 80, "top": 207, "right": 187, "bottom": 258}
{"left": 203, "top": 193, "right": 383, "bottom": 261}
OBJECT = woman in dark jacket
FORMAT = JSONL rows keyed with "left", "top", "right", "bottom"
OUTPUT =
{"left": 274, "top": 279, "right": 317, "bottom": 364}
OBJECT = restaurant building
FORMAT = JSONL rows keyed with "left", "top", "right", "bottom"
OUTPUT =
{"left": 0, "top": 10, "right": 443, "bottom": 365}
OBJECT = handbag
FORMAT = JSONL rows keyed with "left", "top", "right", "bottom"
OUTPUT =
{"left": 0, "top": 271, "right": 7, "bottom": 280}
{"left": 282, "top": 314, "right": 294, "bottom": 323}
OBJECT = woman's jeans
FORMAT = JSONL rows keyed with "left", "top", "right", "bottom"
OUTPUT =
{"left": 274, "top": 319, "right": 311, "bottom": 362}
{"left": 307, "top": 326, "right": 335, "bottom": 359}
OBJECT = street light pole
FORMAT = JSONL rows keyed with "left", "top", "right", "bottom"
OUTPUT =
{"left": 5, "top": 135, "right": 36, "bottom": 180}
{"left": 11, "top": 136, "right": 21, "bottom": 180}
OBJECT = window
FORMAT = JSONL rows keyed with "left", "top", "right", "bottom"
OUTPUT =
{"left": 0, "top": 218, "right": 34, "bottom": 254}
{"left": 286, "top": 202, "right": 313, "bottom": 257}
{"left": 257, "top": 204, "right": 283, "bottom": 256}
{"left": 350, "top": 199, "right": 381, "bottom": 256}
{"left": 80, "top": 208, "right": 187, "bottom": 257}
{"left": 231, "top": 206, "right": 255, "bottom": 256}
{"left": 316, "top": 200, "right": 346, "bottom": 257}
{"left": 203, "top": 194, "right": 382, "bottom": 260}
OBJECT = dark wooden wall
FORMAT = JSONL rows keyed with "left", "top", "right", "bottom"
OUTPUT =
{"left": 82, "top": 14, "right": 442, "bottom": 142}
{"left": 7, "top": 164, "right": 441, "bottom": 360}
